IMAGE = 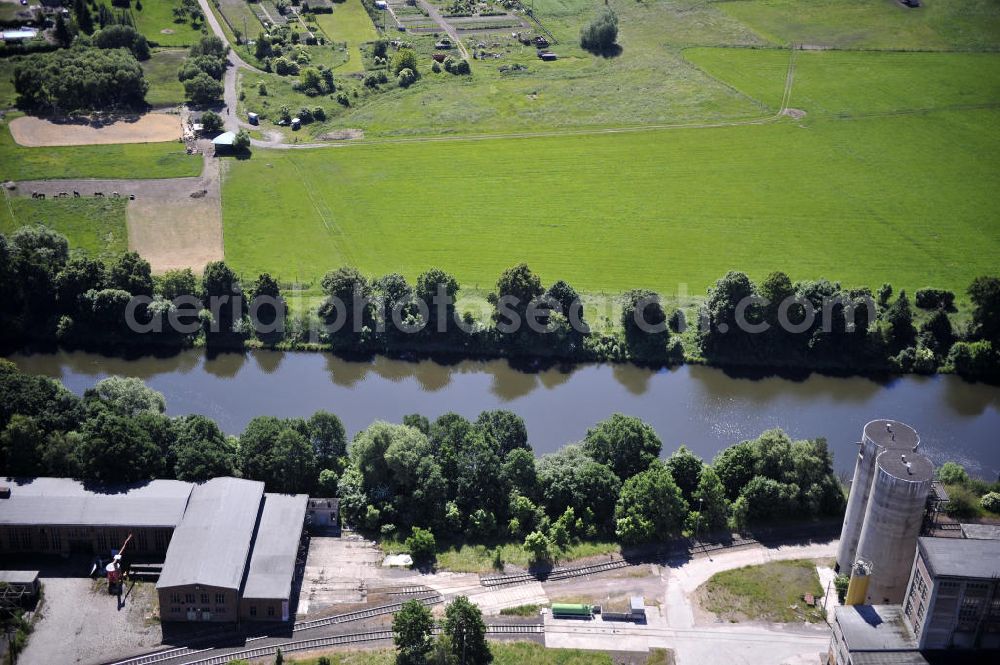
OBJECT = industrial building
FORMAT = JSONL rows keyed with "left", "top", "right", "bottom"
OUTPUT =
{"left": 829, "top": 527, "right": 1000, "bottom": 664}
{"left": 835, "top": 419, "right": 934, "bottom": 604}
{"left": 0, "top": 476, "right": 307, "bottom": 623}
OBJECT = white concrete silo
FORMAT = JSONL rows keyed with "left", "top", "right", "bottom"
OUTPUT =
{"left": 835, "top": 420, "right": 921, "bottom": 572}
{"left": 854, "top": 448, "right": 933, "bottom": 604}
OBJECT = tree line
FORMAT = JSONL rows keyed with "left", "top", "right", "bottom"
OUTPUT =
{"left": 698, "top": 271, "right": 1000, "bottom": 380}
{"left": 0, "top": 361, "right": 845, "bottom": 556}
{"left": 2, "top": 226, "right": 998, "bottom": 379}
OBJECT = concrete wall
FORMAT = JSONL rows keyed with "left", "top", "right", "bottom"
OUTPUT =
{"left": 239, "top": 597, "right": 289, "bottom": 621}
{"left": 158, "top": 585, "right": 239, "bottom": 622}
{"left": 855, "top": 459, "right": 930, "bottom": 604}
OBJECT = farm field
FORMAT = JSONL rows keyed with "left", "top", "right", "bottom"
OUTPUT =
{"left": 0, "top": 197, "right": 128, "bottom": 260}
{"left": 142, "top": 49, "right": 189, "bottom": 107}
{"left": 0, "top": 118, "right": 200, "bottom": 181}
{"left": 717, "top": 0, "right": 1000, "bottom": 51}
{"left": 221, "top": 49, "right": 1000, "bottom": 296}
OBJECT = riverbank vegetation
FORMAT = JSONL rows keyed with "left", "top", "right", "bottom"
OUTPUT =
{"left": 937, "top": 461, "right": 1000, "bottom": 520}
{"left": 0, "top": 360, "right": 846, "bottom": 557}
{"left": 3, "top": 226, "right": 1000, "bottom": 380}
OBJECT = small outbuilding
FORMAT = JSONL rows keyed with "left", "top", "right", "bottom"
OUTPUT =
{"left": 538, "top": 51, "right": 557, "bottom": 62}
{"left": 211, "top": 131, "right": 236, "bottom": 154}
{"left": 291, "top": 117, "right": 301, "bottom": 130}
{"left": 0, "top": 571, "right": 40, "bottom": 600}
{"left": 630, "top": 596, "right": 646, "bottom": 621}
{"left": 247, "top": 112, "right": 259, "bottom": 125}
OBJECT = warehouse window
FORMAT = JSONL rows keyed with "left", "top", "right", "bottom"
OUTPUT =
{"left": 250, "top": 606, "right": 257, "bottom": 617}
{"left": 215, "top": 606, "right": 225, "bottom": 616}
{"left": 268, "top": 606, "right": 275, "bottom": 617}
{"left": 200, "top": 593, "right": 209, "bottom": 604}
{"left": 171, "top": 593, "right": 180, "bottom": 604}
{"left": 185, "top": 593, "right": 195, "bottom": 603}
{"left": 215, "top": 593, "right": 225, "bottom": 604}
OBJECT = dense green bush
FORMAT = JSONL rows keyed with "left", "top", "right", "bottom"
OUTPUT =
{"left": 981, "top": 492, "right": 1000, "bottom": 514}
{"left": 580, "top": 8, "right": 618, "bottom": 54}
{"left": 14, "top": 47, "right": 148, "bottom": 112}
{"left": 915, "top": 288, "right": 955, "bottom": 311}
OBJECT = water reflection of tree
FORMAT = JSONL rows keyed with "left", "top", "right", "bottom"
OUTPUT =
{"left": 324, "top": 354, "right": 370, "bottom": 388}
{"left": 489, "top": 361, "right": 538, "bottom": 401}
{"left": 612, "top": 362, "right": 653, "bottom": 395}
{"left": 253, "top": 350, "right": 285, "bottom": 375}
{"left": 203, "top": 349, "right": 247, "bottom": 379}
{"left": 55, "top": 347, "right": 201, "bottom": 381}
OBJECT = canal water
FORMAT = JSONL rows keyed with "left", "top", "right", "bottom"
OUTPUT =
{"left": 7, "top": 349, "right": 1000, "bottom": 478}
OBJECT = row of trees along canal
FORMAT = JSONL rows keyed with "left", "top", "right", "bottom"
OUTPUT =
{"left": 3, "top": 227, "right": 1000, "bottom": 379}
{"left": 1, "top": 357, "right": 849, "bottom": 558}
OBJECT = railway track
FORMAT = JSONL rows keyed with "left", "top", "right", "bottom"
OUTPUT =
{"left": 480, "top": 558, "right": 631, "bottom": 587}
{"left": 107, "top": 594, "right": 442, "bottom": 665}
{"left": 292, "top": 593, "right": 441, "bottom": 630}
{"left": 480, "top": 533, "right": 770, "bottom": 587}
{"left": 176, "top": 624, "right": 543, "bottom": 665}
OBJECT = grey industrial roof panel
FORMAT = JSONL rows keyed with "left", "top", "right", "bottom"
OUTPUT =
{"left": 242, "top": 493, "right": 307, "bottom": 600}
{"left": 876, "top": 450, "right": 933, "bottom": 483}
{"left": 918, "top": 536, "right": 1000, "bottom": 580}
{"left": 837, "top": 604, "right": 918, "bottom": 651}
{"left": 865, "top": 420, "right": 920, "bottom": 451}
{"left": 157, "top": 477, "right": 264, "bottom": 591}
{"left": 959, "top": 523, "right": 1000, "bottom": 540}
{"left": 0, "top": 477, "right": 192, "bottom": 528}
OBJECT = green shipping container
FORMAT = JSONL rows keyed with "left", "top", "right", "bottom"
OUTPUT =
{"left": 551, "top": 603, "right": 592, "bottom": 617}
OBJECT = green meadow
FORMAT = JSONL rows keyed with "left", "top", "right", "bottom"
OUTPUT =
{"left": 221, "top": 49, "right": 1000, "bottom": 295}
{"left": 716, "top": 0, "right": 1000, "bottom": 51}
{"left": 142, "top": 49, "right": 188, "bottom": 107}
{"left": 0, "top": 197, "right": 128, "bottom": 260}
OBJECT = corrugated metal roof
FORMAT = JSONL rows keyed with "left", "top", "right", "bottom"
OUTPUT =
{"left": 0, "top": 477, "right": 192, "bottom": 528}
{"left": 157, "top": 477, "right": 264, "bottom": 591}
{"left": 918, "top": 536, "right": 1000, "bottom": 579}
{"left": 241, "top": 493, "right": 307, "bottom": 600}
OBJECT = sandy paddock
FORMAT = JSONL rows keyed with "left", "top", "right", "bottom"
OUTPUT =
{"left": 9, "top": 113, "right": 182, "bottom": 147}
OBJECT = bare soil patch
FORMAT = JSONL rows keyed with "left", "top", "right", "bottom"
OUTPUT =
{"left": 127, "top": 157, "right": 223, "bottom": 273}
{"left": 782, "top": 108, "right": 807, "bottom": 119}
{"left": 319, "top": 129, "right": 365, "bottom": 141}
{"left": 10, "top": 114, "right": 182, "bottom": 147}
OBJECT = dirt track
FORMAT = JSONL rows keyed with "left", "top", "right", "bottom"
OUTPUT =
{"left": 9, "top": 114, "right": 182, "bottom": 147}
{"left": 11, "top": 146, "right": 223, "bottom": 273}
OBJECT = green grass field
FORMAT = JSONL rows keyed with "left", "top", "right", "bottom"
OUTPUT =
{"left": 122, "top": 0, "right": 206, "bottom": 47}
{"left": 222, "top": 49, "right": 1000, "bottom": 295}
{"left": 0, "top": 196, "right": 128, "bottom": 260}
{"left": 142, "top": 49, "right": 189, "bottom": 107}
{"left": 0, "top": 56, "right": 19, "bottom": 109}
{"left": 717, "top": 0, "right": 1000, "bottom": 51}
{"left": 312, "top": 0, "right": 380, "bottom": 73}
{"left": 0, "top": 118, "right": 201, "bottom": 181}
{"left": 699, "top": 558, "right": 826, "bottom": 623}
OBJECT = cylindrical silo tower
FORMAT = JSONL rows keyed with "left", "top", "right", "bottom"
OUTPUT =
{"left": 835, "top": 419, "right": 920, "bottom": 572}
{"left": 854, "top": 449, "right": 933, "bottom": 604}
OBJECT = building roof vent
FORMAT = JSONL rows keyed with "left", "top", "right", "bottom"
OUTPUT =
{"left": 0, "top": 486, "right": 10, "bottom": 499}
